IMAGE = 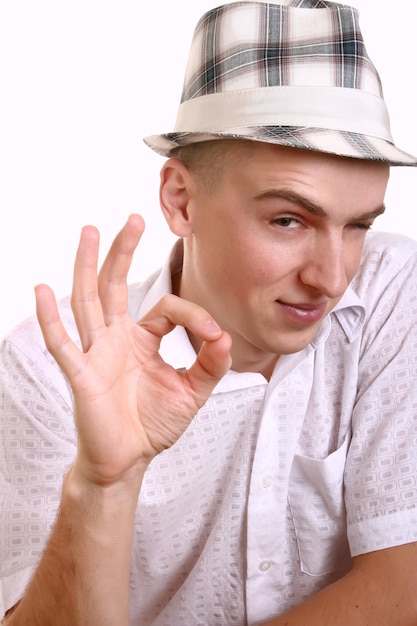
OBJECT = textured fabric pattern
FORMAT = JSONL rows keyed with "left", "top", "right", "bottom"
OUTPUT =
{"left": 144, "top": 1, "right": 417, "bottom": 165}
{"left": 2, "top": 232, "right": 417, "bottom": 623}
{"left": 159, "top": 127, "right": 408, "bottom": 163}
{"left": 181, "top": 2, "right": 379, "bottom": 102}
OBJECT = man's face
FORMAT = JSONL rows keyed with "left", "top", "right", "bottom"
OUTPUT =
{"left": 178, "top": 142, "right": 390, "bottom": 375}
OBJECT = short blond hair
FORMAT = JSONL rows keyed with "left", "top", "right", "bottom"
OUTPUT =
{"left": 170, "top": 139, "right": 256, "bottom": 194}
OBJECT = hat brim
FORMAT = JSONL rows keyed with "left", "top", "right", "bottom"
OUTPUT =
{"left": 144, "top": 126, "right": 417, "bottom": 166}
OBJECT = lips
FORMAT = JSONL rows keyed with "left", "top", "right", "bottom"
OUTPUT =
{"left": 276, "top": 300, "right": 328, "bottom": 325}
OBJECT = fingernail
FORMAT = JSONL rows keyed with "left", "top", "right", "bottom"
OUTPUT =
{"left": 205, "top": 319, "right": 221, "bottom": 333}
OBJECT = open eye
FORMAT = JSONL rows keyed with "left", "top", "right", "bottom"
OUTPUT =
{"left": 272, "top": 216, "right": 301, "bottom": 228}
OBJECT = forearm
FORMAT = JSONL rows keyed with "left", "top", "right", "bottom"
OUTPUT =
{"left": 261, "top": 577, "right": 372, "bottom": 626}
{"left": 5, "top": 464, "right": 144, "bottom": 626}
{"left": 262, "top": 546, "right": 417, "bottom": 626}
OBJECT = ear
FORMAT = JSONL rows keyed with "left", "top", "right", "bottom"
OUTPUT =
{"left": 159, "top": 158, "right": 195, "bottom": 237}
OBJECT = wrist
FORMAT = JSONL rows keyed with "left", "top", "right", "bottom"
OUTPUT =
{"left": 67, "top": 451, "right": 151, "bottom": 494}
{"left": 62, "top": 459, "right": 147, "bottom": 527}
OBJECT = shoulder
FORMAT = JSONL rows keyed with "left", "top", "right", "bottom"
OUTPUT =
{"left": 360, "top": 230, "right": 417, "bottom": 273}
{"left": 1, "top": 295, "right": 75, "bottom": 362}
{"left": 0, "top": 296, "right": 76, "bottom": 400}
{"left": 352, "top": 231, "right": 417, "bottom": 300}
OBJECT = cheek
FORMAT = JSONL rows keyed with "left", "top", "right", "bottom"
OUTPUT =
{"left": 229, "top": 250, "right": 289, "bottom": 296}
{"left": 197, "top": 215, "right": 290, "bottom": 286}
{"left": 202, "top": 243, "right": 261, "bottom": 297}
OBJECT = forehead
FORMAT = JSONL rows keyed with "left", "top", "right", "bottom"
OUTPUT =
{"left": 203, "top": 140, "right": 390, "bottom": 215}
{"left": 221, "top": 140, "right": 388, "bottom": 183}
{"left": 217, "top": 139, "right": 386, "bottom": 169}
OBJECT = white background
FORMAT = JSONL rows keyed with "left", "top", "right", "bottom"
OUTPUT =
{"left": 0, "top": 0, "right": 416, "bottom": 340}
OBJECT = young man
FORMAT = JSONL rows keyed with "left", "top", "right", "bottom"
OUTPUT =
{"left": 2, "top": 1, "right": 417, "bottom": 624}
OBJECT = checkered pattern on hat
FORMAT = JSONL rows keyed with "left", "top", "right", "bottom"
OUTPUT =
{"left": 182, "top": 1, "right": 381, "bottom": 103}
{"left": 144, "top": 1, "right": 417, "bottom": 165}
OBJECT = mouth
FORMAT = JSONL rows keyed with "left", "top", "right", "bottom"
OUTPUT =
{"left": 276, "top": 300, "right": 328, "bottom": 325}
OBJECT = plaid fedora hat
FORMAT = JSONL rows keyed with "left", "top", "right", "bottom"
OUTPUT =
{"left": 144, "top": 0, "right": 417, "bottom": 165}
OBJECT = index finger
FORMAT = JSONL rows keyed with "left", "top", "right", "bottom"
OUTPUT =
{"left": 138, "top": 294, "right": 224, "bottom": 345}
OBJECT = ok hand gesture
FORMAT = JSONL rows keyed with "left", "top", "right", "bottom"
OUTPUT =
{"left": 35, "top": 215, "right": 232, "bottom": 487}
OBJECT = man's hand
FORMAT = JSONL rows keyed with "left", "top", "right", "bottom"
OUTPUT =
{"left": 4, "top": 215, "right": 230, "bottom": 626}
{"left": 35, "top": 214, "right": 232, "bottom": 487}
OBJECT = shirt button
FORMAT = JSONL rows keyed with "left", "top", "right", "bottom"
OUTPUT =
{"left": 259, "top": 560, "right": 272, "bottom": 572}
{"left": 262, "top": 475, "right": 273, "bottom": 488}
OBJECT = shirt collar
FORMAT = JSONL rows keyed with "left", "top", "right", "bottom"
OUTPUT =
{"left": 330, "top": 287, "right": 366, "bottom": 342}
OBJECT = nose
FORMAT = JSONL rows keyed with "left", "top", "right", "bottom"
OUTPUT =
{"left": 299, "top": 234, "right": 350, "bottom": 299}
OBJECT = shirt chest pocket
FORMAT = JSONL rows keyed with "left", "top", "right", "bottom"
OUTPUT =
{"left": 287, "top": 435, "right": 352, "bottom": 576}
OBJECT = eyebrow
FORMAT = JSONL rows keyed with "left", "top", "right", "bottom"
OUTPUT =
{"left": 256, "top": 188, "right": 386, "bottom": 221}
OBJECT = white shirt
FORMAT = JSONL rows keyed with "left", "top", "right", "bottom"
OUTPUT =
{"left": 2, "top": 231, "right": 417, "bottom": 624}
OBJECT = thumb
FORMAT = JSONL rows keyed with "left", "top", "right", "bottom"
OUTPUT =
{"left": 185, "top": 331, "right": 232, "bottom": 404}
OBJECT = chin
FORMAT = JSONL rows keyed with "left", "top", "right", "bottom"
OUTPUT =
{"left": 263, "top": 334, "right": 316, "bottom": 356}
